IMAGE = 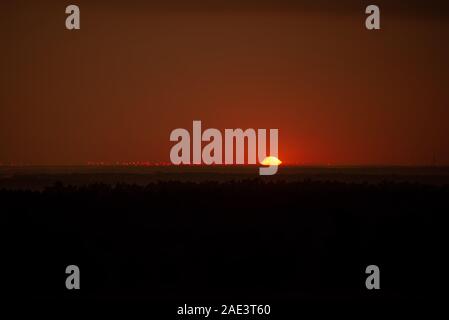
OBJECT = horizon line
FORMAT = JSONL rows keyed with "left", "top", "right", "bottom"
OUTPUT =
{"left": 0, "top": 163, "right": 448, "bottom": 168}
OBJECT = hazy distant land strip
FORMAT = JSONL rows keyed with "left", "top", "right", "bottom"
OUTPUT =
{"left": 1, "top": 166, "right": 449, "bottom": 190}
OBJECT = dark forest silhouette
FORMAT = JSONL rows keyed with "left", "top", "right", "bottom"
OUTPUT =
{"left": 3, "top": 179, "right": 448, "bottom": 305}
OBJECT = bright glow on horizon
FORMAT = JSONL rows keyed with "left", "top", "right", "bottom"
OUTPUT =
{"left": 261, "top": 156, "right": 282, "bottom": 166}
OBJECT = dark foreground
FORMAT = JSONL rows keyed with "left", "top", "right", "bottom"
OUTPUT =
{"left": 3, "top": 178, "right": 449, "bottom": 314}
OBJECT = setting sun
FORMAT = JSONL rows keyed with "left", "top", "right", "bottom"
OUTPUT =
{"left": 261, "top": 156, "right": 282, "bottom": 166}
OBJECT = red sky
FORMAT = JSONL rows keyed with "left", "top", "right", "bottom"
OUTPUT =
{"left": 1, "top": 1, "right": 449, "bottom": 166}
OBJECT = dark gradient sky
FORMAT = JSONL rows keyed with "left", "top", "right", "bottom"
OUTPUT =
{"left": 1, "top": 0, "right": 448, "bottom": 165}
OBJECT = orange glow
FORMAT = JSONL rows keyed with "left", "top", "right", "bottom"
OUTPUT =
{"left": 261, "top": 156, "right": 282, "bottom": 166}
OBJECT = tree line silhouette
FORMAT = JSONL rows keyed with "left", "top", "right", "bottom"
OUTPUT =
{"left": 3, "top": 179, "right": 448, "bottom": 303}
